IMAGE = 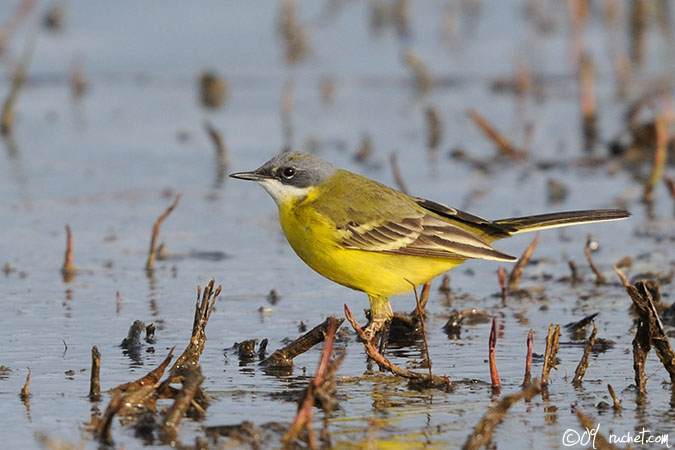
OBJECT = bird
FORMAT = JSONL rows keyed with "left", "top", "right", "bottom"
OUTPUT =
{"left": 230, "top": 152, "right": 629, "bottom": 341}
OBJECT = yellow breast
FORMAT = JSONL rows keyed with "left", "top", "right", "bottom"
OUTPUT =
{"left": 277, "top": 189, "right": 462, "bottom": 298}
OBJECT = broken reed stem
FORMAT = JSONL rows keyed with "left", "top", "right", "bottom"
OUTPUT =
{"left": 205, "top": 121, "right": 228, "bottom": 167}
{"left": 497, "top": 267, "right": 506, "bottom": 305}
{"left": 160, "top": 366, "right": 205, "bottom": 443}
{"left": 523, "top": 330, "right": 533, "bottom": 386}
{"left": 507, "top": 233, "right": 539, "bottom": 290}
{"left": 389, "top": 152, "right": 408, "bottom": 194}
{"left": 410, "top": 281, "right": 433, "bottom": 380}
{"left": 282, "top": 318, "right": 338, "bottom": 448}
{"left": 541, "top": 324, "right": 561, "bottom": 385}
{"left": 1, "top": 21, "right": 37, "bottom": 136}
{"left": 146, "top": 194, "right": 181, "bottom": 271}
{"left": 643, "top": 112, "right": 668, "bottom": 203}
{"left": 425, "top": 105, "right": 442, "bottom": 151}
{"left": 89, "top": 346, "right": 101, "bottom": 402}
{"left": 614, "top": 266, "right": 675, "bottom": 390}
{"left": 262, "top": 316, "right": 344, "bottom": 368}
{"left": 467, "top": 108, "right": 522, "bottom": 159}
{"left": 578, "top": 51, "right": 597, "bottom": 151}
{"left": 344, "top": 304, "right": 449, "bottom": 388}
{"left": 61, "top": 224, "right": 75, "bottom": 280}
{"left": 0, "top": 0, "right": 36, "bottom": 51}
{"left": 607, "top": 384, "right": 622, "bottom": 411}
{"left": 572, "top": 321, "right": 597, "bottom": 386}
{"left": 584, "top": 236, "right": 606, "bottom": 284}
{"left": 20, "top": 367, "right": 30, "bottom": 401}
{"left": 403, "top": 50, "right": 433, "bottom": 94}
{"left": 575, "top": 410, "right": 619, "bottom": 450}
{"left": 461, "top": 382, "right": 542, "bottom": 450}
{"left": 489, "top": 318, "right": 501, "bottom": 391}
{"left": 170, "top": 280, "right": 220, "bottom": 376}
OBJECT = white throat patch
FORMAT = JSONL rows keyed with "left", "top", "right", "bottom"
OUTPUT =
{"left": 257, "top": 178, "right": 313, "bottom": 206}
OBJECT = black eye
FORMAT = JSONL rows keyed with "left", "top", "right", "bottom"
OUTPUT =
{"left": 281, "top": 167, "right": 296, "bottom": 180}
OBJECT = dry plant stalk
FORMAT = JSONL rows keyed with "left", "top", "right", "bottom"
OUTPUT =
{"left": 575, "top": 409, "right": 619, "bottom": 450}
{"left": 462, "top": 382, "right": 542, "bottom": 450}
{"left": 572, "top": 321, "right": 597, "bottom": 386}
{"left": 541, "top": 324, "right": 561, "bottom": 384}
{"left": 643, "top": 112, "right": 669, "bottom": 202}
{"left": 614, "top": 266, "right": 675, "bottom": 392}
{"left": 282, "top": 318, "right": 339, "bottom": 448}
{"left": 403, "top": 50, "right": 432, "bottom": 94}
{"left": 497, "top": 266, "right": 506, "bottom": 305}
{"left": 1, "top": 21, "right": 36, "bottom": 136}
{"left": 112, "top": 347, "right": 175, "bottom": 394}
{"left": 20, "top": 367, "right": 30, "bottom": 400}
{"left": 344, "top": 304, "right": 450, "bottom": 388}
{"left": 278, "top": 0, "right": 310, "bottom": 64}
{"left": 467, "top": 108, "right": 522, "bottom": 158}
{"left": 508, "top": 233, "right": 539, "bottom": 290}
{"left": 578, "top": 51, "right": 597, "bottom": 151}
{"left": 93, "top": 391, "right": 122, "bottom": 445}
{"left": 607, "top": 384, "right": 622, "bottom": 412}
{"left": 89, "top": 346, "right": 101, "bottom": 402}
{"left": 160, "top": 365, "right": 205, "bottom": 443}
{"left": 262, "top": 316, "right": 345, "bottom": 367}
{"left": 170, "top": 280, "right": 220, "bottom": 377}
{"left": 584, "top": 236, "right": 606, "bottom": 284}
{"left": 489, "top": 318, "right": 501, "bottom": 391}
{"left": 410, "top": 281, "right": 433, "bottom": 380}
{"left": 664, "top": 176, "right": 675, "bottom": 199}
{"left": 425, "top": 106, "right": 442, "bottom": 150}
{"left": 389, "top": 152, "right": 409, "bottom": 194}
{"left": 0, "top": 0, "right": 36, "bottom": 52}
{"left": 523, "top": 330, "right": 533, "bottom": 386}
{"left": 205, "top": 121, "right": 228, "bottom": 168}
{"left": 62, "top": 224, "right": 76, "bottom": 281}
{"left": 146, "top": 194, "right": 181, "bottom": 271}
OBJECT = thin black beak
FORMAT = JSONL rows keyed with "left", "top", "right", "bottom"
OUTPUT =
{"left": 229, "top": 171, "right": 268, "bottom": 181}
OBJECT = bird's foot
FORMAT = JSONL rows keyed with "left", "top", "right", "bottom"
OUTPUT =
{"left": 363, "top": 313, "right": 389, "bottom": 343}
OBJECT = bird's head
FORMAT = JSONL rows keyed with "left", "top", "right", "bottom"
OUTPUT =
{"left": 230, "top": 151, "right": 336, "bottom": 205}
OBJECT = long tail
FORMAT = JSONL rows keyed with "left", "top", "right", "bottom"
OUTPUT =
{"left": 494, "top": 209, "right": 630, "bottom": 235}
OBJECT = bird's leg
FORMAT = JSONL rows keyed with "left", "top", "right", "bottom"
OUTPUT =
{"left": 364, "top": 295, "right": 393, "bottom": 342}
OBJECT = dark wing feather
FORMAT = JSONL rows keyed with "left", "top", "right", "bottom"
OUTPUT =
{"left": 340, "top": 213, "right": 516, "bottom": 262}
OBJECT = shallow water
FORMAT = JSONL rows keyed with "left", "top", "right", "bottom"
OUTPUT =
{"left": 1, "top": 1, "right": 674, "bottom": 449}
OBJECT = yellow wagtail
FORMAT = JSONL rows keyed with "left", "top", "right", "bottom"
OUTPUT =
{"left": 231, "top": 152, "right": 629, "bottom": 340}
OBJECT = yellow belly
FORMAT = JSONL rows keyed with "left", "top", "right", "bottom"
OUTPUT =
{"left": 278, "top": 201, "right": 464, "bottom": 298}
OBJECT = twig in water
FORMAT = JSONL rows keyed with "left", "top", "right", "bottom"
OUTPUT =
{"left": 403, "top": 50, "right": 432, "bottom": 94}
{"left": 344, "top": 304, "right": 450, "bottom": 389}
{"left": 160, "top": 365, "right": 205, "bottom": 444}
{"left": 462, "top": 382, "right": 542, "bottom": 450}
{"left": 607, "top": 384, "right": 622, "bottom": 412}
{"left": 89, "top": 346, "right": 101, "bottom": 402}
{"left": 614, "top": 266, "right": 675, "bottom": 390}
{"left": 572, "top": 321, "right": 597, "bottom": 386}
{"left": 409, "top": 281, "right": 433, "bottom": 380}
{"left": 1, "top": 20, "right": 37, "bottom": 136}
{"left": 523, "top": 330, "right": 533, "bottom": 386}
{"left": 508, "top": 233, "right": 539, "bottom": 290}
{"left": 146, "top": 194, "right": 181, "bottom": 271}
{"left": 489, "top": 318, "right": 501, "bottom": 391}
{"left": 575, "top": 409, "right": 619, "bottom": 450}
{"left": 389, "top": 152, "right": 408, "bottom": 194}
{"left": 467, "top": 108, "right": 522, "bottom": 159}
{"left": 541, "top": 324, "right": 561, "bottom": 385}
{"left": 205, "top": 121, "right": 228, "bottom": 188}
{"left": 497, "top": 267, "right": 506, "bottom": 305}
{"left": 584, "top": 235, "right": 606, "bottom": 284}
{"left": 262, "top": 316, "right": 344, "bottom": 368}
{"left": 643, "top": 110, "right": 669, "bottom": 203}
{"left": 62, "top": 225, "right": 75, "bottom": 282}
{"left": 282, "top": 318, "right": 339, "bottom": 448}
{"left": 20, "top": 367, "right": 30, "bottom": 401}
